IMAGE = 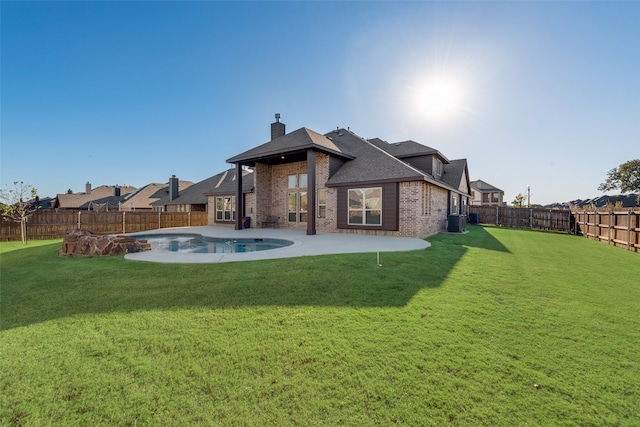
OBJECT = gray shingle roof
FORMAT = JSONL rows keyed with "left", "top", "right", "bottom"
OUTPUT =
{"left": 226, "top": 125, "right": 470, "bottom": 194}
{"left": 120, "top": 181, "right": 194, "bottom": 210}
{"left": 227, "top": 127, "right": 355, "bottom": 165}
{"left": 470, "top": 180, "right": 503, "bottom": 192}
{"left": 443, "top": 159, "right": 469, "bottom": 191}
{"left": 55, "top": 185, "right": 136, "bottom": 209}
{"left": 152, "top": 169, "right": 253, "bottom": 206}
{"left": 368, "top": 138, "right": 448, "bottom": 162}
{"left": 324, "top": 130, "right": 427, "bottom": 185}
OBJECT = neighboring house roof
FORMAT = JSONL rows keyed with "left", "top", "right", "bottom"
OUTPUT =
{"left": 470, "top": 180, "right": 503, "bottom": 193}
{"left": 152, "top": 169, "right": 252, "bottom": 207}
{"left": 119, "top": 181, "right": 194, "bottom": 210}
{"left": 54, "top": 185, "right": 137, "bottom": 209}
{"left": 206, "top": 169, "right": 254, "bottom": 196}
{"left": 570, "top": 194, "right": 640, "bottom": 208}
{"left": 227, "top": 127, "right": 355, "bottom": 165}
{"left": 33, "top": 197, "right": 55, "bottom": 210}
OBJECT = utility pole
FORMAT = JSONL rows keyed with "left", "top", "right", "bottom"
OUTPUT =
{"left": 527, "top": 185, "right": 531, "bottom": 208}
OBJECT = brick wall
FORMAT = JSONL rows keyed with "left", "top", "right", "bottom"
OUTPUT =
{"left": 397, "top": 181, "right": 448, "bottom": 237}
{"left": 268, "top": 160, "right": 308, "bottom": 230}
{"left": 315, "top": 154, "right": 338, "bottom": 233}
{"left": 254, "top": 163, "right": 274, "bottom": 226}
{"left": 249, "top": 157, "right": 449, "bottom": 238}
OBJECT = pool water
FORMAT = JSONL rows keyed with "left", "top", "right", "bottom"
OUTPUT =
{"left": 133, "top": 233, "right": 293, "bottom": 254}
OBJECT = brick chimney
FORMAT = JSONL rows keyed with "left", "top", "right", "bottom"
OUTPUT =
{"left": 271, "top": 113, "right": 285, "bottom": 140}
{"left": 169, "top": 175, "right": 179, "bottom": 201}
{"left": 85, "top": 182, "right": 91, "bottom": 194}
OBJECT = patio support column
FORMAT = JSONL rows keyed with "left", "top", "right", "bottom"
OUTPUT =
{"left": 307, "top": 149, "right": 316, "bottom": 235}
{"left": 235, "top": 162, "right": 244, "bottom": 230}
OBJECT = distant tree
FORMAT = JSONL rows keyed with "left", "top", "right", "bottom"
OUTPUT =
{"left": 512, "top": 193, "right": 525, "bottom": 207}
{"left": 0, "top": 181, "right": 40, "bottom": 244}
{"left": 598, "top": 160, "right": 640, "bottom": 196}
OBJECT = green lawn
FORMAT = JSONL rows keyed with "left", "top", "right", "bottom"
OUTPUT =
{"left": 1, "top": 226, "right": 638, "bottom": 426}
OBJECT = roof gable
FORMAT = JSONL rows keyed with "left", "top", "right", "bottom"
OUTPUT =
{"left": 368, "top": 138, "right": 449, "bottom": 163}
{"left": 324, "top": 130, "right": 427, "bottom": 185}
{"left": 443, "top": 159, "right": 470, "bottom": 193}
{"left": 227, "top": 127, "right": 355, "bottom": 165}
{"left": 470, "top": 180, "right": 503, "bottom": 192}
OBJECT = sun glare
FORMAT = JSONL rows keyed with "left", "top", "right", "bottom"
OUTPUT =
{"left": 414, "top": 78, "right": 462, "bottom": 121}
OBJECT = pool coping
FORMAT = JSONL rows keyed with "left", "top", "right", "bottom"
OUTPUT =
{"left": 123, "top": 226, "right": 431, "bottom": 263}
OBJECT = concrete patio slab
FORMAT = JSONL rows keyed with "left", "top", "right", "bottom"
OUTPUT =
{"left": 123, "top": 226, "right": 431, "bottom": 263}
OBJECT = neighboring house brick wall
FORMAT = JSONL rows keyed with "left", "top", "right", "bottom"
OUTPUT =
{"left": 207, "top": 197, "right": 215, "bottom": 224}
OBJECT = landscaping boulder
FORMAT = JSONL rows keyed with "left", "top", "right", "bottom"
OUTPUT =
{"left": 59, "top": 230, "right": 150, "bottom": 257}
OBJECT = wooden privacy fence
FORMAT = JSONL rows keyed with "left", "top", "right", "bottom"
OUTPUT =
{"left": 0, "top": 211, "right": 209, "bottom": 242}
{"left": 572, "top": 210, "right": 640, "bottom": 252}
{"left": 470, "top": 206, "right": 572, "bottom": 231}
{"left": 470, "top": 206, "right": 640, "bottom": 253}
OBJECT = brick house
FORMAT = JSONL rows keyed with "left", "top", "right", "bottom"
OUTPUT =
{"left": 470, "top": 180, "right": 504, "bottom": 206}
{"left": 226, "top": 116, "right": 471, "bottom": 238}
{"left": 151, "top": 172, "right": 249, "bottom": 214}
{"left": 54, "top": 182, "right": 137, "bottom": 211}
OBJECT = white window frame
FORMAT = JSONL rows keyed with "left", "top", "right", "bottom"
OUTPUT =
{"left": 348, "top": 187, "right": 382, "bottom": 226}
{"left": 435, "top": 159, "right": 443, "bottom": 177}
{"left": 215, "top": 196, "right": 235, "bottom": 222}
{"left": 317, "top": 188, "right": 327, "bottom": 219}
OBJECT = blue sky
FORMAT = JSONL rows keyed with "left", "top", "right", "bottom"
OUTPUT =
{"left": 2, "top": 1, "right": 638, "bottom": 205}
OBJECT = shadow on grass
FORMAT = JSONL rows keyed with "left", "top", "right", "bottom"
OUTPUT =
{"left": 460, "top": 225, "right": 511, "bottom": 253}
{"left": 1, "top": 226, "right": 504, "bottom": 330}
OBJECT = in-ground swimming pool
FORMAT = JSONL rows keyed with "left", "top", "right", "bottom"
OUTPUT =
{"left": 132, "top": 233, "right": 293, "bottom": 254}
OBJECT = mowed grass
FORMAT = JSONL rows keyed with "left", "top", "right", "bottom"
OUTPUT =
{"left": 1, "top": 226, "right": 638, "bottom": 426}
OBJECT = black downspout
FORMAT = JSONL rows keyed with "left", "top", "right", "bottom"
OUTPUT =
{"left": 307, "top": 150, "right": 316, "bottom": 235}
{"left": 235, "top": 163, "right": 244, "bottom": 230}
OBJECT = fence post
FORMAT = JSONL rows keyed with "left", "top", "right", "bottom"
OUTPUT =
{"left": 77, "top": 211, "right": 81, "bottom": 229}
{"left": 628, "top": 210, "right": 632, "bottom": 251}
{"left": 188, "top": 212, "right": 191, "bottom": 227}
{"left": 608, "top": 211, "right": 611, "bottom": 245}
{"left": 529, "top": 208, "right": 533, "bottom": 229}
{"left": 158, "top": 212, "right": 161, "bottom": 230}
{"left": 123, "top": 211, "right": 126, "bottom": 234}
{"left": 496, "top": 206, "right": 499, "bottom": 226}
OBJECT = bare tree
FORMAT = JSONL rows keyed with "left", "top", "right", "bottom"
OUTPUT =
{"left": 0, "top": 181, "right": 40, "bottom": 244}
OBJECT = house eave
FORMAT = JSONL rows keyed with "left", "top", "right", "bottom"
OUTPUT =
{"left": 228, "top": 145, "right": 354, "bottom": 167}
